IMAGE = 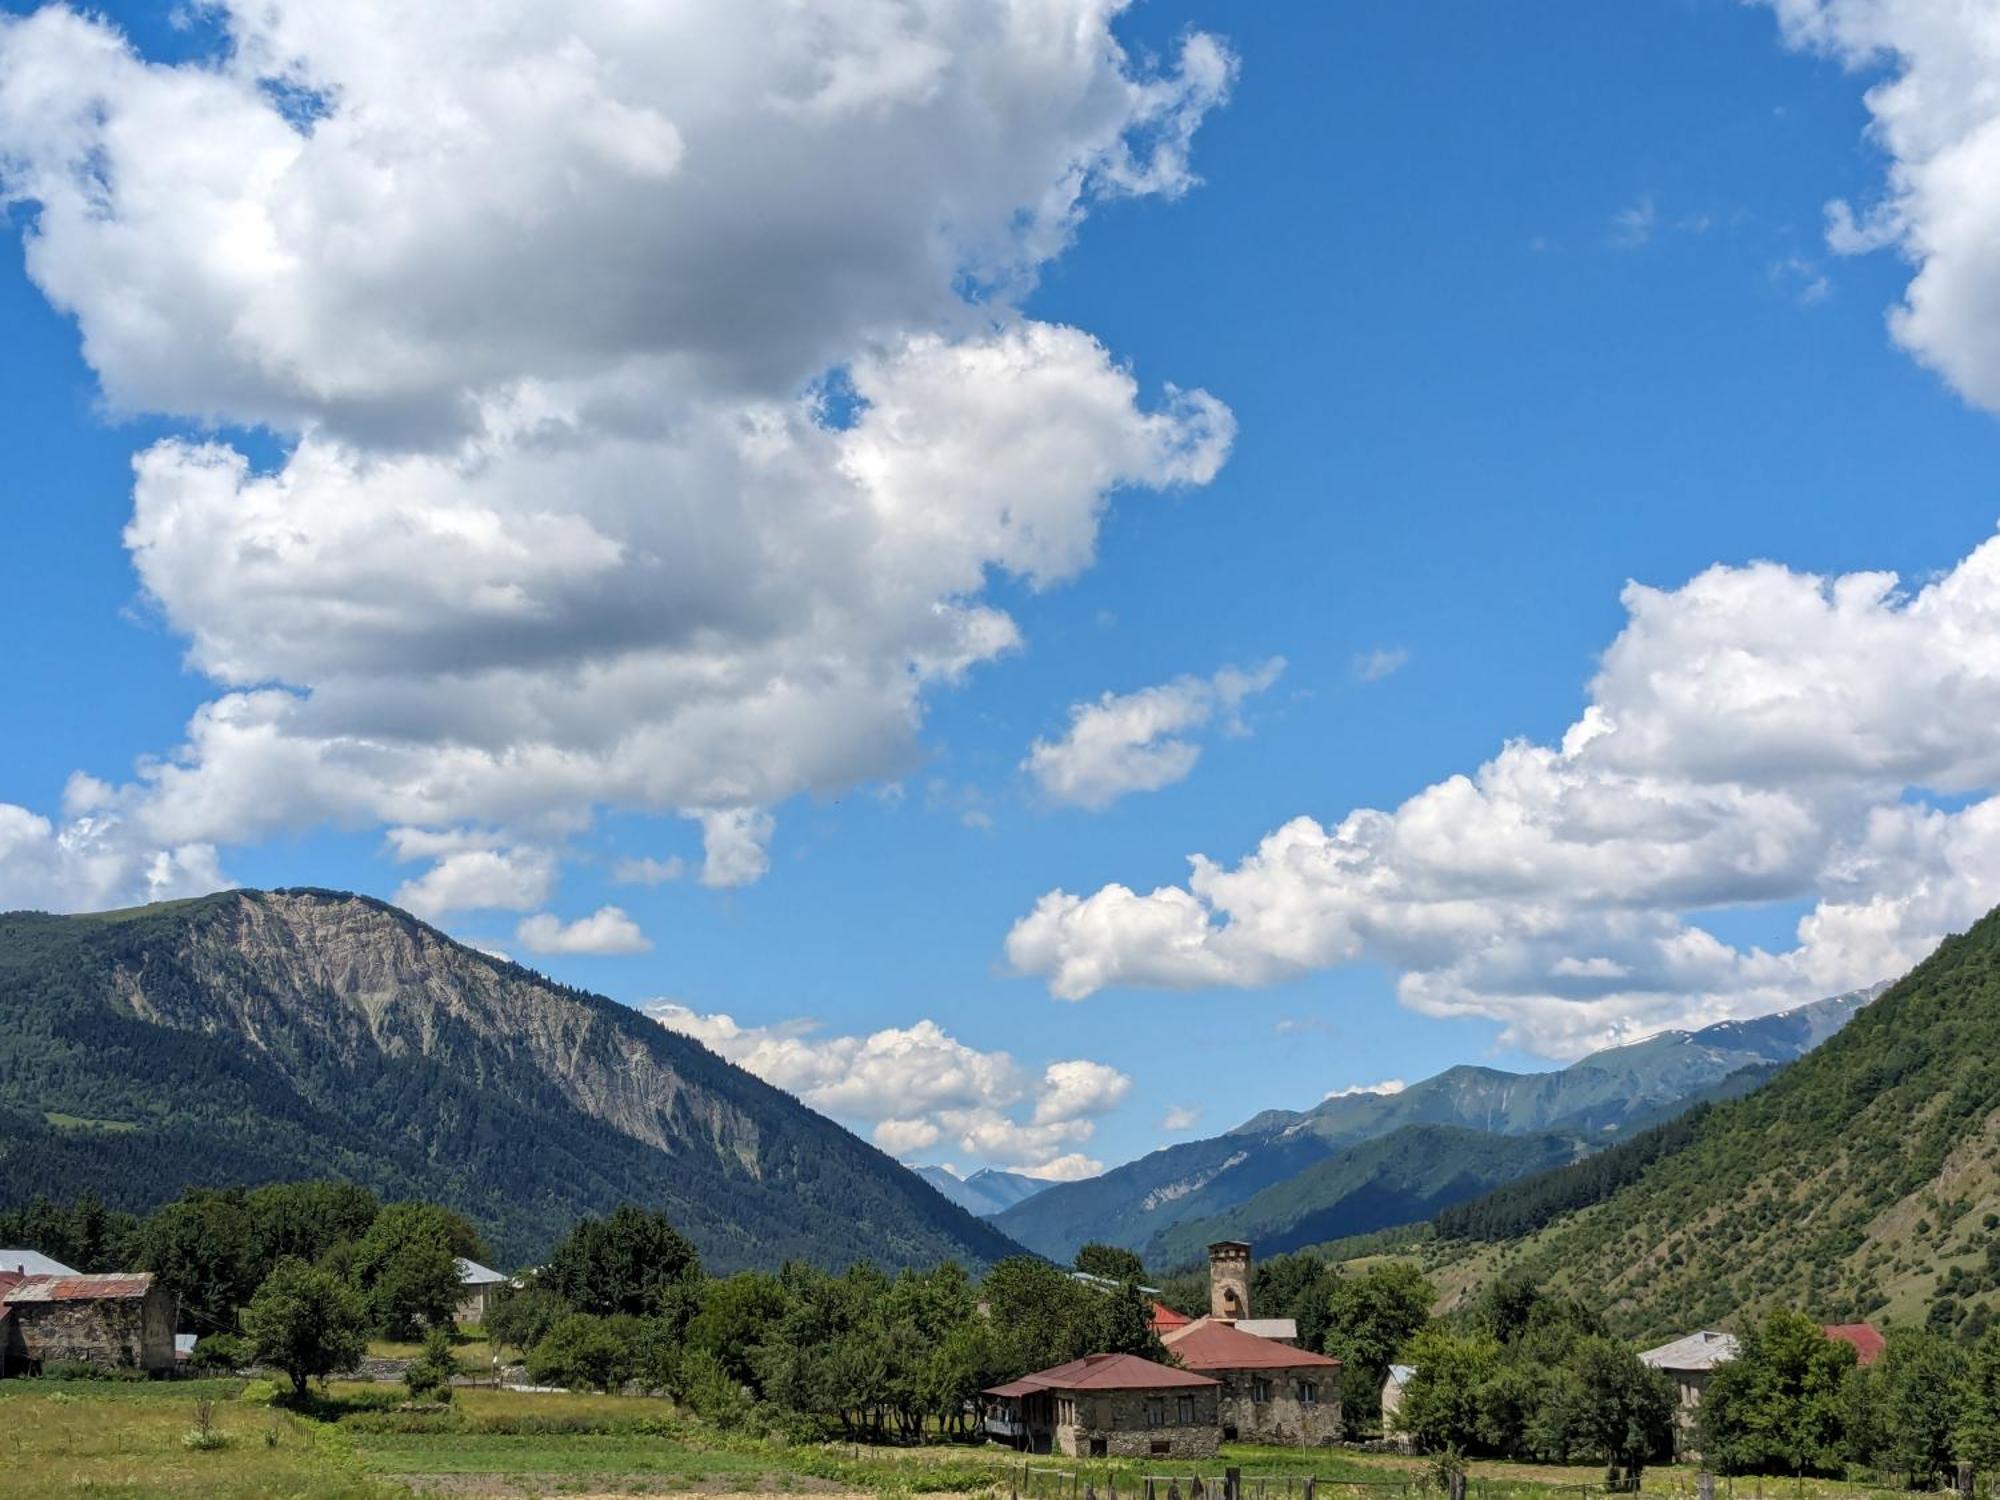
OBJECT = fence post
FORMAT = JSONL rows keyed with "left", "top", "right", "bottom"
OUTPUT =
{"left": 1961, "top": 1464, "right": 1977, "bottom": 1500}
{"left": 1226, "top": 1467, "right": 1241, "bottom": 1500}
{"left": 1305, "top": 1478, "right": 1316, "bottom": 1500}
{"left": 1145, "top": 1480, "right": 1155, "bottom": 1500}
{"left": 1698, "top": 1473, "right": 1714, "bottom": 1500}
{"left": 1448, "top": 1475, "right": 1466, "bottom": 1500}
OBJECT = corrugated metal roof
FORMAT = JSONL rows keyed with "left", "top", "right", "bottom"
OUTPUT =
{"left": 0, "top": 1250, "right": 80, "bottom": 1277}
{"left": 456, "top": 1257, "right": 509, "bottom": 1286}
{"left": 1149, "top": 1301, "right": 1192, "bottom": 1331}
{"left": 1639, "top": 1330, "right": 1738, "bottom": 1371}
{"left": 982, "top": 1352, "right": 1219, "bottom": 1396}
{"left": 1163, "top": 1319, "right": 1339, "bottom": 1372}
{"left": 1, "top": 1273, "right": 154, "bottom": 1303}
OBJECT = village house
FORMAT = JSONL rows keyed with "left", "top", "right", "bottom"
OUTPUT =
{"left": 1381, "top": 1364, "right": 1416, "bottom": 1432}
{"left": 455, "top": 1256, "right": 512, "bottom": 1325}
{"left": 0, "top": 1271, "right": 175, "bottom": 1376}
{"left": 983, "top": 1352, "right": 1221, "bottom": 1458}
{"left": 1158, "top": 1243, "right": 1342, "bottom": 1445}
{"left": 1639, "top": 1323, "right": 1882, "bottom": 1457}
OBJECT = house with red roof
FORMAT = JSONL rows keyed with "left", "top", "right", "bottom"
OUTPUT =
{"left": 1822, "top": 1323, "right": 1885, "bottom": 1367}
{"left": 1162, "top": 1315, "right": 1343, "bottom": 1446}
{"left": 982, "top": 1352, "right": 1221, "bottom": 1458}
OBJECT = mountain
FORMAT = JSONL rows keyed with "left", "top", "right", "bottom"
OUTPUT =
{"left": 0, "top": 888, "right": 1022, "bottom": 1271}
{"left": 1141, "top": 1125, "right": 1582, "bottom": 1267}
{"left": 913, "top": 1165, "right": 1054, "bottom": 1217}
{"left": 992, "top": 989, "right": 1879, "bottom": 1264}
{"left": 1433, "top": 911, "right": 2000, "bottom": 1340}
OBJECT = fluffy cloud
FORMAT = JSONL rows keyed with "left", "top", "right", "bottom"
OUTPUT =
{"left": 646, "top": 1003, "right": 1127, "bottom": 1173}
{"left": 0, "top": 0, "right": 1234, "bottom": 905}
{"left": 1024, "top": 659, "right": 1283, "bottom": 809}
{"left": 516, "top": 905, "right": 651, "bottom": 955}
{"left": 392, "top": 846, "right": 556, "bottom": 921}
{"left": 610, "top": 856, "right": 685, "bottom": 887}
{"left": 1763, "top": 0, "right": 2000, "bottom": 410}
{"left": 1009, "top": 534, "right": 2000, "bottom": 1056}
{"left": 1325, "top": 1080, "right": 1405, "bottom": 1100}
{"left": 1160, "top": 1104, "right": 1202, "bottom": 1130}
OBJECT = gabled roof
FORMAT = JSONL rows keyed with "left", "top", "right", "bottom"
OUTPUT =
{"left": 983, "top": 1351, "right": 1218, "bottom": 1396}
{"left": 456, "top": 1257, "right": 509, "bottom": 1287}
{"left": 1823, "top": 1324, "right": 1885, "bottom": 1367}
{"left": 1639, "top": 1330, "right": 1739, "bottom": 1371}
{"left": 0, "top": 1250, "right": 79, "bottom": 1278}
{"left": 0, "top": 1272, "right": 154, "bottom": 1303}
{"left": 1149, "top": 1301, "right": 1192, "bottom": 1332}
{"left": 1163, "top": 1318, "right": 1339, "bottom": 1372}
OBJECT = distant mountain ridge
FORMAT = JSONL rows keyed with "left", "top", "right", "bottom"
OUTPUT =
{"left": 913, "top": 1165, "right": 1054, "bottom": 1217}
{"left": 1429, "top": 913, "right": 2000, "bottom": 1340}
{"left": 992, "top": 987, "right": 1882, "bottom": 1264}
{"left": 0, "top": 889, "right": 1022, "bottom": 1271}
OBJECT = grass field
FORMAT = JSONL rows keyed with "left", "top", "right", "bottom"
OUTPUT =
{"left": 0, "top": 1376, "right": 1935, "bottom": 1500}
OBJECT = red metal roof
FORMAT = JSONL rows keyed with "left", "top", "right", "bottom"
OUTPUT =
{"left": 1149, "top": 1301, "right": 1193, "bottom": 1332}
{"left": 1823, "top": 1324, "right": 1885, "bottom": 1367}
{"left": 0, "top": 1273, "right": 154, "bottom": 1303}
{"left": 984, "top": 1352, "right": 1218, "bottom": 1396}
{"left": 1163, "top": 1319, "right": 1341, "bottom": 1372}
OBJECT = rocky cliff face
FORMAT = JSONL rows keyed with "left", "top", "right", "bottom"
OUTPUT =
{"left": 0, "top": 888, "right": 1020, "bottom": 1270}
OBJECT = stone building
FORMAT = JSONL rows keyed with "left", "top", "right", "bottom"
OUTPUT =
{"left": 1207, "top": 1240, "right": 1251, "bottom": 1321}
{"left": 983, "top": 1352, "right": 1221, "bottom": 1458}
{"left": 1161, "top": 1317, "right": 1342, "bottom": 1446}
{"left": 0, "top": 1272, "right": 175, "bottom": 1375}
{"left": 455, "top": 1257, "right": 512, "bottom": 1325}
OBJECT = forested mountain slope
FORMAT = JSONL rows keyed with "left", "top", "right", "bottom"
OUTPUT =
{"left": 1141, "top": 1125, "right": 1581, "bottom": 1266}
{"left": 1454, "top": 910, "right": 2000, "bottom": 1340}
{"left": 0, "top": 889, "right": 1021, "bottom": 1270}
{"left": 994, "top": 989, "right": 1875, "bottom": 1263}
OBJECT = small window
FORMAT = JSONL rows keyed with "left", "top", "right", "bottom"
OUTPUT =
{"left": 1299, "top": 1381, "right": 1318, "bottom": 1405}
{"left": 1145, "top": 1397, "right": 1166, "bottom": 1428}
{"left": 1177, "top": 1395, "right": 1196, "bottom": 1424}
{"left": 1151, "top": 1441, "right": 1171, "bottom": 1457}
{"left": 1251, "top": 1378, "right": 1271, "bottom": 1403}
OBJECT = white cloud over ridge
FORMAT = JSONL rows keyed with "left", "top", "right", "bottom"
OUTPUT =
{"left": 1024, "top": 659, "right": 1284, "bottom": 809}
{"left": 517, "top": 905, "right": 651, "bottom": 955}
{"left": 1008, "top": 535, "right": 2000, "bottom": 1057}
{"left": 0, "top": 0, "right": 1235, "bottom": 907}
{"left": 1763, "top": 0, "right": 2000, "bottom": 413}
{"left": 646, "top": 1003, "right": 1126, "bottom": 1174}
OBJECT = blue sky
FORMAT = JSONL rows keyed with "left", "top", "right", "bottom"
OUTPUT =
{"left": 4, "top": 0, "right": 2000, "bottom": 1179}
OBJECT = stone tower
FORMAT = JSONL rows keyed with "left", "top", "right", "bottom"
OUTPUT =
{"left": 1208, "top": 1240, "right": 1251, "bottom": 1321}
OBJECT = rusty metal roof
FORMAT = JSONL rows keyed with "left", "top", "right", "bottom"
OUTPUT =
{"left": 0, "top": 1272, "right": 154, "bottom": 1303}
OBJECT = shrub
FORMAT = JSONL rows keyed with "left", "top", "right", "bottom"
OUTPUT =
{"left": 526, "top": 1312, "right": 634, "bottom": 1392}
{"left": 190, "top": 1333, "right": 250, "bottom": 1371}
{"left": 404, "top": 1325, "right": 460, "bottom": 1404}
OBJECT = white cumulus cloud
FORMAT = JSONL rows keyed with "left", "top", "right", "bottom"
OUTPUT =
{"left": 1008, "top": 533, "right": 2000, "bottom": 1057}
{"left": 1024, "top": 658, "right": 1283, "bottom": 809}
{"left": 645, "top": 1002, "right": 1128, "bottom": 1174}
{"left": 0, "top": 0, "right": 1235, "bottom": 906}
{"left": 1325, "top": 1079, "right": 1406, "bottom": 1100}
{"left": 516, "top": 905, "right": 651, "bottom": 955}
{"left": 1762, "top": 0, "right": 2000, "bottom": 412}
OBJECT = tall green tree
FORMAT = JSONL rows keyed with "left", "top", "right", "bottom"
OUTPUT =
{"left": 1324, "top": 1260, "right": 1435, "bottom": 1420}
{"left": 543, "top": 1204, "right": 702, "bottom": 1319}
{"left": 351, "top": 1201, "right": 466, "bottom": 1338}
{"left": 133, "top": 1189, "right": 254, "bottom": 1333}
{"left": 1074, "top": 1243, "right": 1146, "bottom": 1283}
{"left": 1698, "top": 1311, "right": 1856, "bottom": 1477}
{"left": 1957, "top": 1324, "right": 2000, "bottom": 1471}
{"left": 1870, "top": 1329, "right": 1968, "bottom": 1487}
{"left": 242, "top": 1257, "right": 368, "bottom": 1401}
{"left": 1396, "top": 1327, "right": 1500, "bottom": 1452}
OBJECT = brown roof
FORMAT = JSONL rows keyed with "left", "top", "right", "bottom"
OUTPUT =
{"left": 1149, "top": 1301, "right": 1192, "bottom": 1332}
{"left": 0, "top": 1273, "right": 154, "bottom": 1304}
{"left": 1823, "top": 1324, "right": 1886, "bottom": 1367}
{"left": 1163, "top": 1319, "right": 1341, "bottom": 1371}
{"left": 984, "top": 1351, "right": 1218, "bottom": 1397}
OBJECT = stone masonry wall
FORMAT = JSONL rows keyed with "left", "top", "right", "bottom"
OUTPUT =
{"left": 12, "top": 1289, "right": 174, "bottom": 1372}
{"left": 1056, "top": 1386, "right": 1221, "bottom": 1458}
{"left": 1216, "top": 1369, "right": 1342, "bottom": 1446}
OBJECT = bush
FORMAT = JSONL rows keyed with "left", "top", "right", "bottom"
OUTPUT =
{"left": 404, "top": 1325, "right": 460, "bottom": 1404}
{"left": 526, "top": 1312, "right": 634, "bottom": 1392}
{"left": 190, "top": 1333, "right": 250, "bottom": 1371}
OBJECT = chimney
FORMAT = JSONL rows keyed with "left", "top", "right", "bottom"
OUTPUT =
{"left": 1208, "top": 1240, "right": 1250, "bottom": 1322}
